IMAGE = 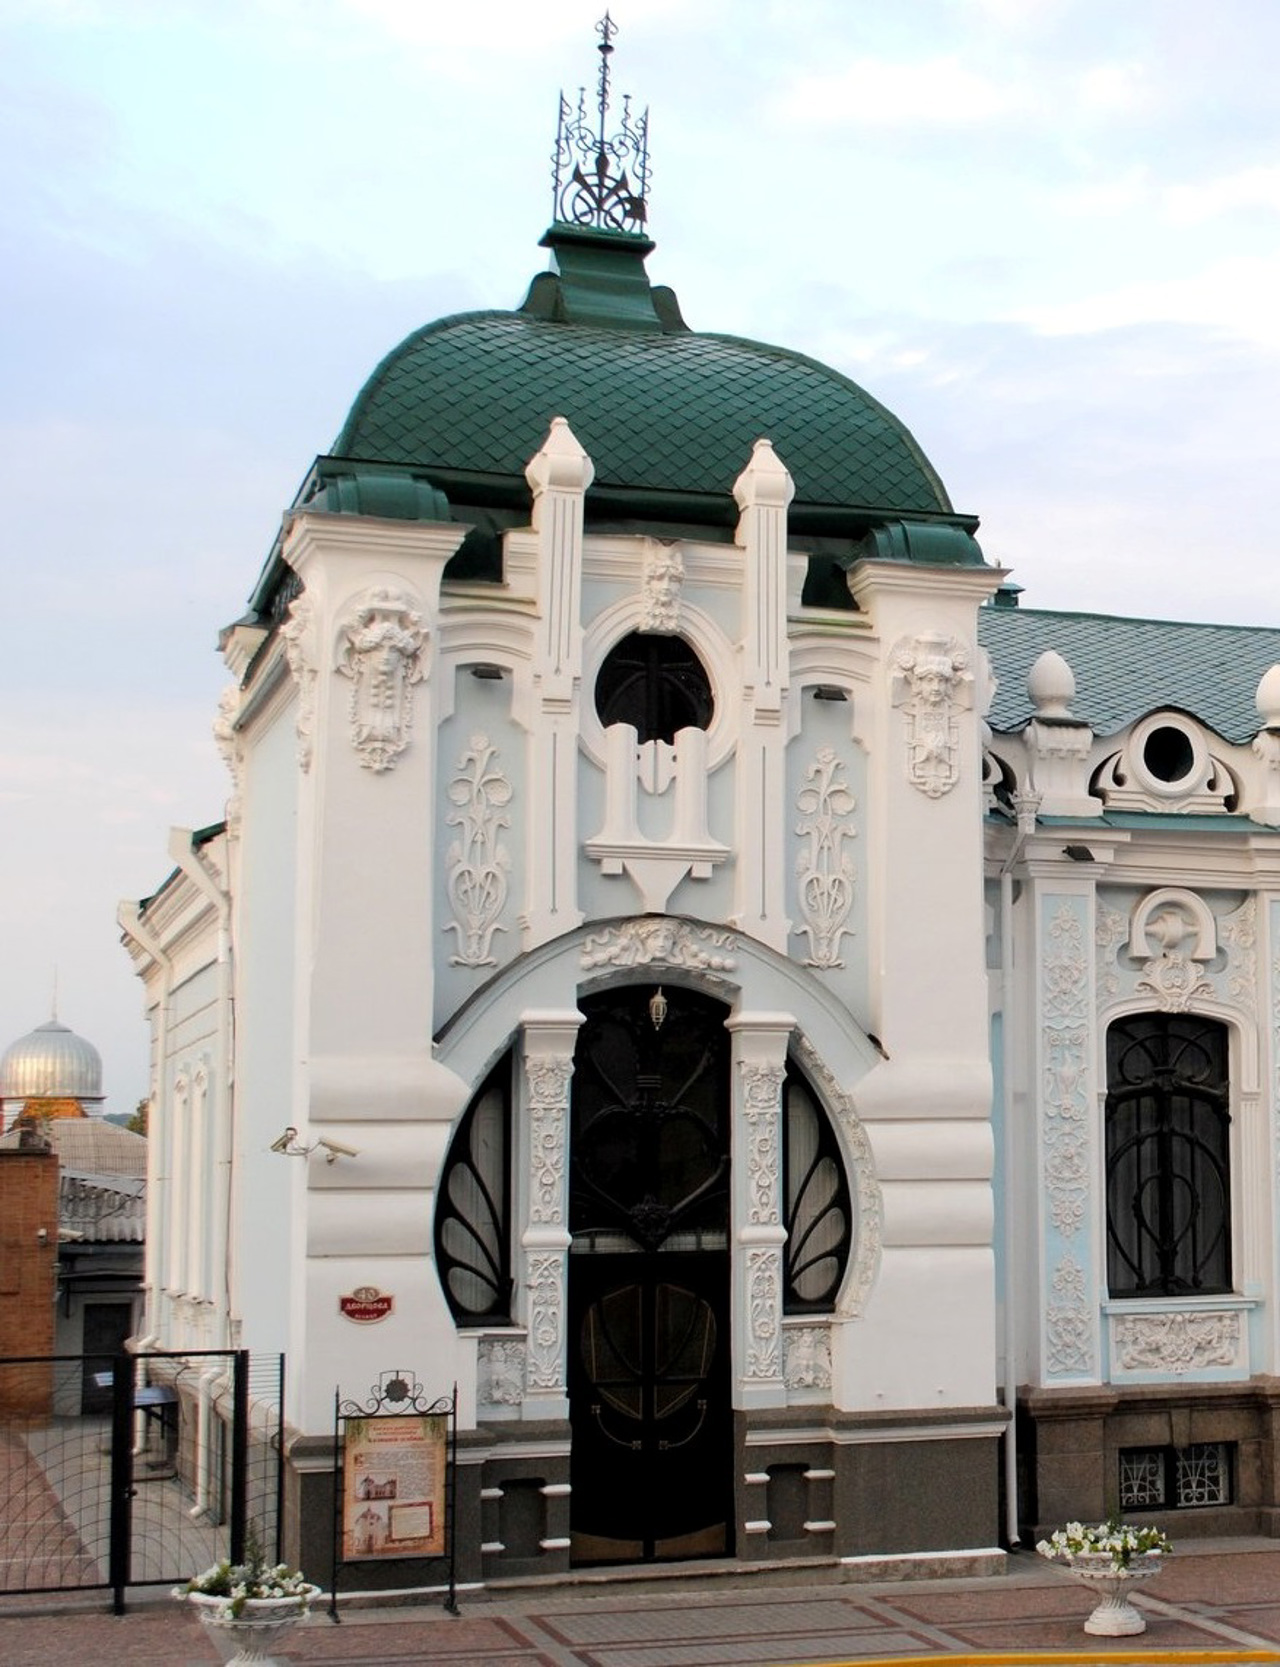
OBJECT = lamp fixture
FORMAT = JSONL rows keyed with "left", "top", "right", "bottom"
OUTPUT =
{"left": 649, "top": 987, "right": 668, "bottom": 1031}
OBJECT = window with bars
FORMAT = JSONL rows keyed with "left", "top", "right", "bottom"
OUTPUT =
{"left": 1119, "top": 1442, "right": 1233, "bottom": 1510}
{"left": 1105, "top": 1013, "right": 1231, "bottom": 1298}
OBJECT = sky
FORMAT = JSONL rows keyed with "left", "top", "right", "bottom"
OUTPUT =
{"left": 2, "top": 0, "right": 1278, "bottom": 1116}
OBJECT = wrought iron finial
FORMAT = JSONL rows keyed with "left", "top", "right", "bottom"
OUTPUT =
{"left": 551, "top": 12, "right": 650, "bottom": 234}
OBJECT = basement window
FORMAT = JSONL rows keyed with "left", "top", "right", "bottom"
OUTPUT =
{"left": 1118, "top": 1442, "right": 1233, "bottom": 1511}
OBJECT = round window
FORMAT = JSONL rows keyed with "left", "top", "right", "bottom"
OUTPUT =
{"left": 1141, "top": 724, "right": 1195, "bottom": 786}
{"left": 594, "top": 633, "right": 713, "bottom": 745}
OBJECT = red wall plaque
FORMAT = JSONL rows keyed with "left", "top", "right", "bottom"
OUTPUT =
{"left": 339, "top": 1286, "right": 394, "bottom": 1323}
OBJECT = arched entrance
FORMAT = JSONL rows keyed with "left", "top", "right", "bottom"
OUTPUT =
{"left": 567, "top": 984, "right": 734, "bottom": 1564}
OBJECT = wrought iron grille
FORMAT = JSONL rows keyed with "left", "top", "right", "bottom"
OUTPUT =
{"left": 551, "top": 13, "right": 650, "bottom": 234}
{"left": 783, "top": 1065, "right": 852, "bottom": 1312}
{"left": 434, "top": 1055, "right": 513, "bottom": 1324}
{"left": 571, "top": 987, "right": 730, "bottom": 1252}
{"left": 1105, "top": 1013, "right": 1230, "bottom": 1297}
{"left": 1119, "top": 1441, "right": 1233, "bottom": 1510}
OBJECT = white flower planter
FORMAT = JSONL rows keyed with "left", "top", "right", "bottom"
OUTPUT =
{"left": 180, "top": 1583, "right": 321, "bottom": 1665}
{"left": 1066, "top": 1550, "right": 1164, "bottom": 1636}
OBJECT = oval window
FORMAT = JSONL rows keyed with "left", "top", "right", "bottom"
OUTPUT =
{"left": 594, "top": 633, "right": 713, "bottom": 745}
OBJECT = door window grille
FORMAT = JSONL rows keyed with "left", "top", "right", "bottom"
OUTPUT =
{"left": 1105, "top": 1014, "right": 1230, "bottom": 1298}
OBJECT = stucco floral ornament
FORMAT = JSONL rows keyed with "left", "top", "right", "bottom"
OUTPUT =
{"left": 1038, "top": 1519, "right": 1171, "bottom": 1636}
{"left": 175, "top": 1531, "right": 319, "bottom": 1664}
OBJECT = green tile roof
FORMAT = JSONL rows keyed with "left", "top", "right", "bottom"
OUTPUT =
{"left": 980, "top": 606, "right": 1280, "bottom": 743}
{"left": 332, "top": 246, "right": 954, "bottom": 518}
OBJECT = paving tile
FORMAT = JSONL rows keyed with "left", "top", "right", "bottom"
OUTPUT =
{"left": 533, "top": 1596, "right": 881, "bottom": 1643}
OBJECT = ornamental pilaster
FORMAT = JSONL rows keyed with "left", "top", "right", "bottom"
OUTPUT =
{"left": 522, "top": 419, "right": 592, "bottom": 947}
{"left": 731, "top": 441, "right": 794, "bottom": 950}
{"left": 728, "top": 1013, "right": 793, "bottom": 1407}
{"left": 1032, "top": 880, "right": 1100, "bottom": 1383}
{"left": 517, "top": 1011, "right": 583, "bottom": 1418}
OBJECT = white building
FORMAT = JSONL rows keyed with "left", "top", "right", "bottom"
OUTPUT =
{"left": 119, "top": 48, "right": 1280, "bottom": 1577}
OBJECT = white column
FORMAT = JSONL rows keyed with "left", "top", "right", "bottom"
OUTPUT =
{"left": 839, "top": 557, "right": 1003, "bottom": 1412}
{"left": 731, "top": 440, "right": 794, "bottom": 950}
{"left": 729, "top": 1012, "right": 793, "bottom": 1408}
{"left": 282, "top": 512, "right": 472, "bottom": 1432}
{"left": 522, "top": 418, "right": 593, "bottom": 947}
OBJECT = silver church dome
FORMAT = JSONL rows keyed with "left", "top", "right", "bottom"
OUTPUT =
{"left": 0, "top": 1018, "right": 104, "bottom": 1102}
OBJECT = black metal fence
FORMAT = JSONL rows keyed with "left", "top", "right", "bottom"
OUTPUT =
{"left": 0, "top": 1348, "right": 283, "bottom": 1612}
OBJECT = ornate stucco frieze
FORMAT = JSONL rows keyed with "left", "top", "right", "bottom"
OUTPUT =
{"left": 1041, "top": 896, "right": 1096, "bottom": 1379}
{"left": 1043, "top": 903, "right": 1090, "bottom": 1241}
{"left": 794, "top": 747, "right": 857, "bottom": 969}
{"left": 281, "top": 594, "right": 318, "bottom": 771}
{"left": 524, "top": 1252, "right": 566, "bottom": 1392}
{"left": 1046, "top": 1253, "right": 1092, "bottom": 1377}
{"left": 580, "top": 919, "right": 738, "bottom": 976}
{"left": 212, "top": 684, "right": 245, "bottom": 828}
{"left": 1134, "top": 915, "right": 1215, "bottom": 1011}
{"left": 783, "top": 1325, "right": 832, "bottom": 1391}
{"left": 444, "top": 735, "right": 512, "bottom": 968}
{"left": 335, "top": 587, "right": 427, "bottom": 773}
{"left": 741, "top": 1061, "right": 785, "bottom": 1228}
{"left": 745, "top": 1246, "right": 782, "bottom": 1381}
{"left": 889, "top": 632, "right": 973, "bottom": 799}
{"left": 526, "top": 1055, "right": 573, "bottom": 1228}
{"left": 1112, "top": 1310, "right": 1241, "bottom": 1375}
{"left": 1222, "top": 896, "right": 1257, "bottom": 1008}
{"left": 478, "top": 1337, "right": 526, "bottom": 1406}
{"left": 1271, "top": 909, "right": 1280, "bottom": 1196}
{"left": 1094, "top": 901, "right": 1127, "bottom": 1003}
{"left": 639, "top": 540, "right": 684, "bottom": 633}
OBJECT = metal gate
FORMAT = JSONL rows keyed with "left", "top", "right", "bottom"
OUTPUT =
{"left": 0, "top": 1348, "right": 283, "bottom": 1612}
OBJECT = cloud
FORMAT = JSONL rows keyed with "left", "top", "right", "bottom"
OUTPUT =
{"left": 774, "top": 54, "right": 1034, "bottom": 129}
{"left": 1054, "top": 165, "right": 1153, "bottom": 218}
{"left": 1164, "top": 165, "right": 1280, "bottom": 224}
{"left": 1075, "top": 60, "right": 1151, "bottom": 117}
{"left": 1013, "top": 252, "right": 1280, "bottom": 348}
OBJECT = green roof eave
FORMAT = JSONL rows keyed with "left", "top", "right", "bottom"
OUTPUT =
{"left": 313, "top": 454, "right": 979, "bottom": 538}
{"left": 843, "top": 518, "right": 987, "bottom": 568}
{"left": 1037, "top": 811, "right": 1277, "bottom": 834}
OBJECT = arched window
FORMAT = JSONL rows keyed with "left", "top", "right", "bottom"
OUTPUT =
{"left": 594, "top": 633, "right": 713, "bottom": 744}
{"left": 783, "top": 1063, "right": 852, "bottom": 1312}
{"left": 1105, "top": 1014, "right": 1231, "bottom": 1298}
{"left": 435, "top": 1056, "right": 512, "bottom": 1324}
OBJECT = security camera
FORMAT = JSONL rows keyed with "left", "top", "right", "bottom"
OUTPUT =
{"left": 316, "top": 1137, "right": 359, "bottom": 1163}
{"left": 269, "top": 1127, "right": 299, "bottom": 1154}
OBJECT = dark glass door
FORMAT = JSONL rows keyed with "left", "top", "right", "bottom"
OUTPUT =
{"left": 568, "top": 986, "right": 733, "bottom": 1564}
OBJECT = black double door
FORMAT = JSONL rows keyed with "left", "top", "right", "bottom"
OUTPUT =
{"left": 567, "top": 986, "right": 733, "bottom": 1564}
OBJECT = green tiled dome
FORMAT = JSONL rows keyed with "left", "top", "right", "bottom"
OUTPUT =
{"left": 331, "top": 228, "right": 954, "bottom": 521}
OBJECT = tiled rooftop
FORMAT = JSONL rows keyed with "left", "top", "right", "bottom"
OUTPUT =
{"left": 333, "top": 311, "right": 952, "bottom": 514}
{"left": 980, "top": 606, "right": 1280, "bottom": 742}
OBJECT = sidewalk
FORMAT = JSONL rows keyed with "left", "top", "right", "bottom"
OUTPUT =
{"left": 5, "top": 1539, "right": 1280, "bottom": 1665}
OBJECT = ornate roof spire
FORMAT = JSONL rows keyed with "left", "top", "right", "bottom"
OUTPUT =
{"left": 551, "top": 12, "right": 650, "bottom": 235}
